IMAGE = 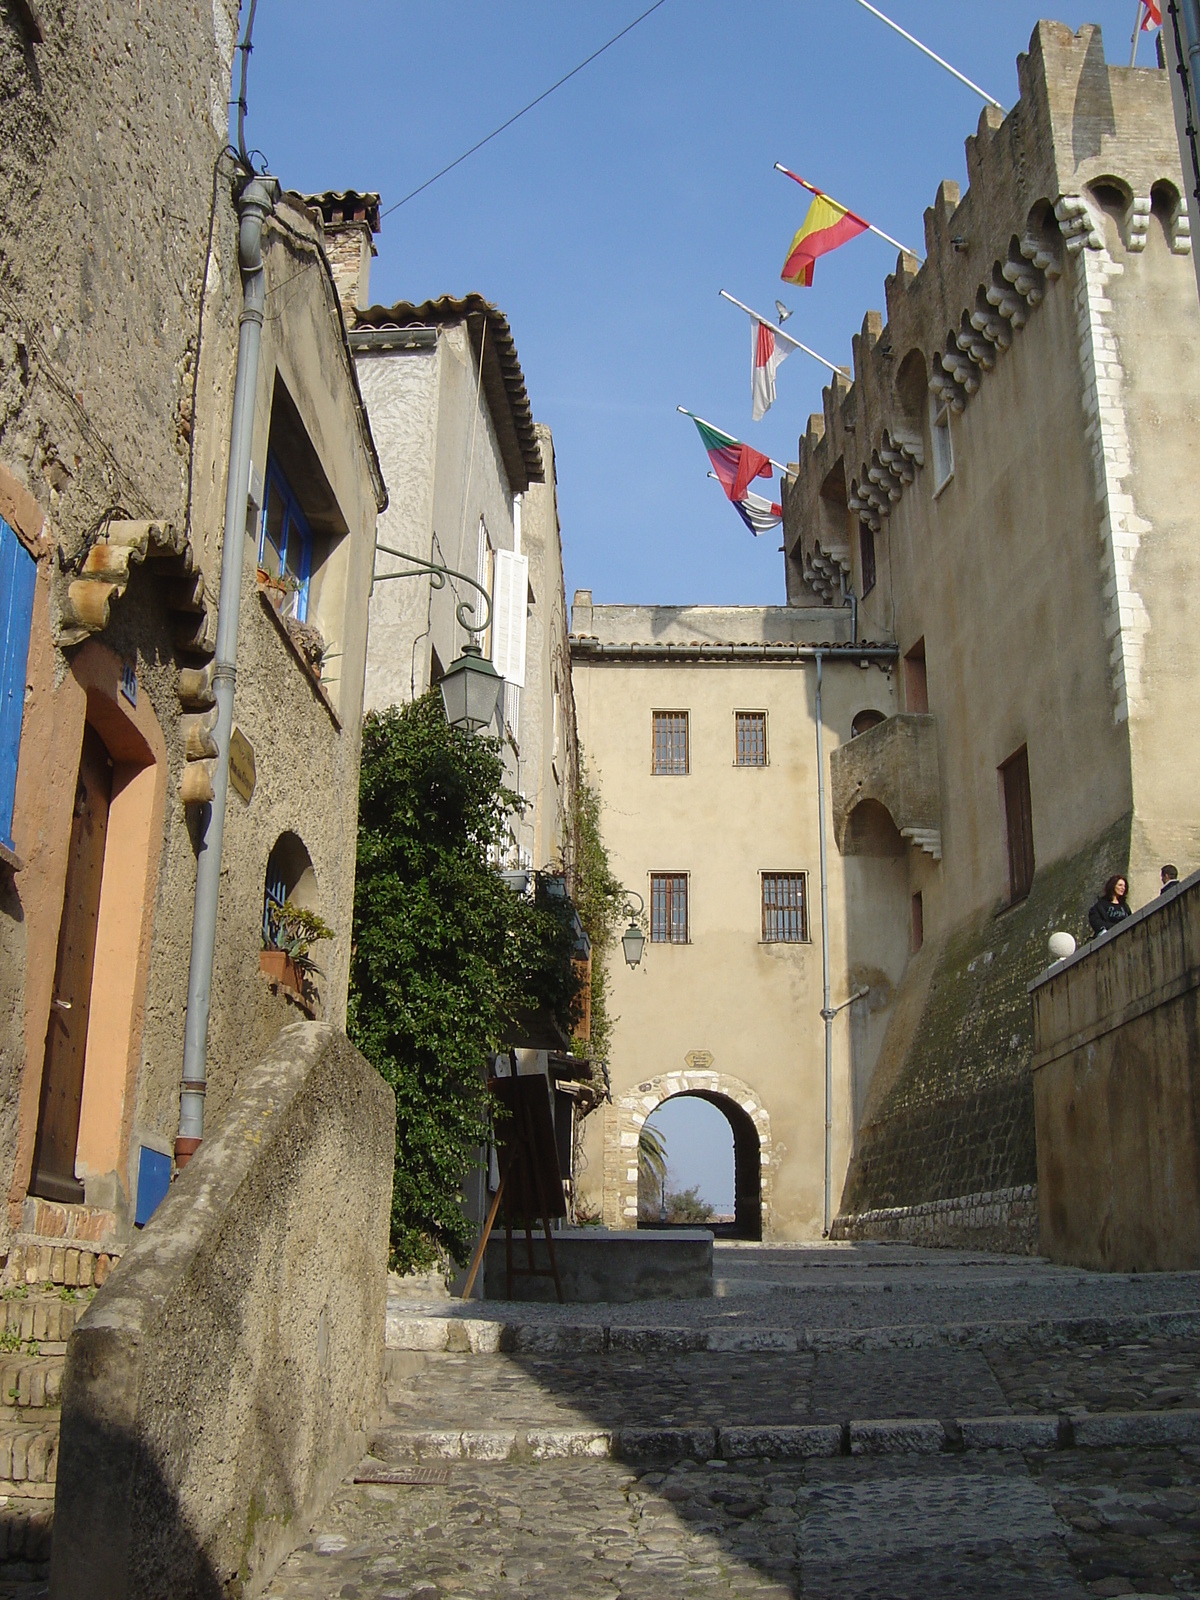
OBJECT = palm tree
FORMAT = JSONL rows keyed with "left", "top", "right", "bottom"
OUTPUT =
{"left": 638, "top": 1121, "right": 668, "bottom": 1192}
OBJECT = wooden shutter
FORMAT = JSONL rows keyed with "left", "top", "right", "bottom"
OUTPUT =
{"left": 0, "top": 517, "right": 36, "bottom": 851}
{"left": 1001, "top": 746, "right": 1035, "bottom": 902}
{"left": 490, "top": 549, "right": 528, "bottom": 689}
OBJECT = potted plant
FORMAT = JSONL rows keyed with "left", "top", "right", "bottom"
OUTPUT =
{"left": 260, "top": 900, "right": 335, "bottom": 1012}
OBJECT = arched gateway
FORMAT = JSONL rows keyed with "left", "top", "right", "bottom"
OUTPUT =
{"left": 604, "top": 1069, "right": 772, "bottom": 1239}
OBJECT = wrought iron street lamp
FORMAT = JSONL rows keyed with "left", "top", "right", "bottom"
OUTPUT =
{"left": 373, "top": 542, "right": 504, "bottom": 734}
{"left": 620, "top": 889, "right": 646, "bottom": 969}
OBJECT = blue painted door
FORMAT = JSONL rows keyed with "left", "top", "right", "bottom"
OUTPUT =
{"left": 0, "top": 516, "right": 36, "bottom": 851}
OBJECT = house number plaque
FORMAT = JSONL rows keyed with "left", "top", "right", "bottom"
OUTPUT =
{"left": 228, "top": 727, "right": 256, "bottom": 803}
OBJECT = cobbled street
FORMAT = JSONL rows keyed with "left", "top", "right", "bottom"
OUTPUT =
{"left": 263, "top": 1242, "right": 1200, "bottom": 1599}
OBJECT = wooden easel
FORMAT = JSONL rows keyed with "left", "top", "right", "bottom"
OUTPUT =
{"left": 461, "top": 1077, "right": 564, "bottom": 1303}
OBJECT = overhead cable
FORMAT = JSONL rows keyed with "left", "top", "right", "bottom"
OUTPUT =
{"left": 380, "top": 0, "right": 670, "bottom": 218}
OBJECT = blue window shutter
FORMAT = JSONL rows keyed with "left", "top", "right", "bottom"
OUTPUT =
{"left": 0, "top": 517, "right": 37, "bottom": 852}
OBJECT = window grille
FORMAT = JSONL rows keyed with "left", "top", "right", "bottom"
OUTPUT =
{"left": 650, "top": 873, "right": 688, "bottom": 943}
{"left": 761, "top": 872, "right": 808, "bottom": 942}
{"left": 735, "top": 711, "right": 767, "bottom": 767}
{"left": 262, "top": 871, "right": 288, "bottom": 946}
{"left": 258, "top": 458, "right": 314, "bottom": 622}
{"left": 652, "top": 711, "right": 688, "bottom": 775}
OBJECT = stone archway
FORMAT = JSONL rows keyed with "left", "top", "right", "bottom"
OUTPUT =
{"left": 605, "top": 1069, "right": 773, "bottom": 1238}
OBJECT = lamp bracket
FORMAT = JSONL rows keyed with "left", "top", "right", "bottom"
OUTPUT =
{"left": 373, "top": 542, "right": 493, "bottom": 636}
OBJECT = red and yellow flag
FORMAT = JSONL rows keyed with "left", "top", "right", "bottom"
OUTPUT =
{"left": 781, "top": 192, "right": 869, "bottom": 287}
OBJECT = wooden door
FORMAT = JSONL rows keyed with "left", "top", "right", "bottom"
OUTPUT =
{"left": 31, "top": 724, "right": 112, "bottom": 1203}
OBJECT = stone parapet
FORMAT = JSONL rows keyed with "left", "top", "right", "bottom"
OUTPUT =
{"left": 49, "top": 1023, "right": 395, "bottom": 1600}
{"left": 830, "top": 1184, "right": 1039, "bottom": 1254}
{"left": 1030, "top": 870, "right": 1200, "bottom": 1270}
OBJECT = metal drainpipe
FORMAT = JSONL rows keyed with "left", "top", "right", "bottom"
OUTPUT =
{"left": 814, "top": 651, "right": 835, "bottom": 1236}
{"left": 176, "top": 173, "right": 279, "bottom": 1167}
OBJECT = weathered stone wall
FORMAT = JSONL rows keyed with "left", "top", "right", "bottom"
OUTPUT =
{"left": 830, "top": 1184, "right": 1039, "bottom": 1255}
{"left": 1031, "top": 872, "right": 1200, "bottom": 1271}
{"left": 0, "top": 0, "right": 237, "bottom": 548}
{"left": 841, "top": 818, "right": 1129, "bottom": 1221}
{"left": 49, "top": 1023, "right": 395, "bottom": 1600}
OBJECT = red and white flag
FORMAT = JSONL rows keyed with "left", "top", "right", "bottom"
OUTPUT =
{"left": 1142, "top": 0, "right": 1162, "bottom": 27}
{"left": 751, "top": 319, "right": 789, "bottom": 422}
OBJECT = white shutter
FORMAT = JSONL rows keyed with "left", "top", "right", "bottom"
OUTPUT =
{"left": 490, "top": 549, "right": 528, "bottom": 689}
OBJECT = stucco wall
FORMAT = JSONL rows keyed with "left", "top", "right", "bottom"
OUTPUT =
{"left": 359, "top": 346, "right": 441, "bottom": 709}
{"left": 130, "top": 200, "right": 382, "bottom": 1159}
{"left": 518, "top": 425, "right": 577, "bottom": 871}
{"left": 572, "top": 606, "right": 903, "bottom": 1240}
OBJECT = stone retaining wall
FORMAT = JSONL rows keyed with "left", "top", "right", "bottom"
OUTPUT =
{"left": 830, "top": 1184, "right": 1040, "bottom": 1255}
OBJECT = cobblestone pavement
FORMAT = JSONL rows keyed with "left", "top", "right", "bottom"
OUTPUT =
{"left": 389, "top": 1242, "right": 1200, "bottom": 1338}
{"left": 262, "top": 1244, "right": 1200, "bottom": 1598}
{"left": 263, "top": 1449, "right": 1200, "bottom": 1598}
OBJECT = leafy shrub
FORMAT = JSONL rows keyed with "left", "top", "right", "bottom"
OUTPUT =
{"left": 350, "top": 694, "right": 579, "bottom": 1273}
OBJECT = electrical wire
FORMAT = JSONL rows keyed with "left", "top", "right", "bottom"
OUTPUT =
{"left": 380, "top": 0, "right": 670, "bottom": 218}
{"left": 235, "top": 0, "right": 260, "bottom": 171}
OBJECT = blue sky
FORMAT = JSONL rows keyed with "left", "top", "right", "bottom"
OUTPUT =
{"left": 247, "top": 1, "right": 1151, "bottom": 619}
{"left": 248, "top": 3, "right": 1157, "bottom": 1203}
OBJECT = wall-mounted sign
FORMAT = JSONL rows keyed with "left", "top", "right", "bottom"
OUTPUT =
{"left": 685, "top": 1050, "right": 714, "bottom": 1070}
{"left": 228, "top": 726, "right": 256, "bottom": 803}
{"left": 120, "top": 662, "right": 137, "bottom": 707}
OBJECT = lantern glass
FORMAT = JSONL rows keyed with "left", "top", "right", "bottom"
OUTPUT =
{"left": 438, "top": 642, "right": 503, "bottom": 734}
{"left": 621, "top": 921, "right": 645, "bottom": 968}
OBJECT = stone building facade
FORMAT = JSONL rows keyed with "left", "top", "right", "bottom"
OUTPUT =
{"left": 782, "top": 22, "right": 1200, "bottom": 1244}
{"left": 0, "top": 9, "right": 385, "bottom": 1281}
{"left": 570, "top": 601, "right": 900, "bottom": 1239}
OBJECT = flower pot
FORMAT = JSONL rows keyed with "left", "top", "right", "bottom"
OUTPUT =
{"left": 260, "top": 948, "right": 302, "bottom": 990}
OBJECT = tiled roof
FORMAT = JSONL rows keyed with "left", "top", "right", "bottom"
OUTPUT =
{"left": 569, "top": 637, "right": 897, "bottom": 660}
{"left": 300, "top": 190, "right": 381, "bottom": 232}
{"left": 353, "top": 294, "right": 544, "bottom": 493}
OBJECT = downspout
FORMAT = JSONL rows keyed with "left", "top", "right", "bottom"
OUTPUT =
{"left": 176, "top": 173, "right": 279, "bottom": 1167}
{"left": 814, "top": 651, "right": 834, "bottom": 1236}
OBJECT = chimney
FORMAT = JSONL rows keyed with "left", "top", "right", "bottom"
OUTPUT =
{"left": 303, "top": 190, "right": 381, "bottom": 322}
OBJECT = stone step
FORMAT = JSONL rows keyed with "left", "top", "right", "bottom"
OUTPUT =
{"left": 0, "top": 1355, "right": 63, "bottom": 1410}
{"left": 368, "top": 1406, "right": 1200, "bottom": 1466}
{"left": 386, "top": 1304, "right": 1200, "bottom": 1356}
{"left": 0, "top": 1497, "right": 53, "bottom": 1576}
{"left": 0, "top": 1291, "right": 86, "bottom": 1344}
{"left": 0, "top": 1416, "right": 59, "bottom": 1488}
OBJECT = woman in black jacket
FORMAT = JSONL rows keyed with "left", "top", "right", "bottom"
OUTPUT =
{"left": 1088, "top": 874, "right": 1131, "bottom": 937}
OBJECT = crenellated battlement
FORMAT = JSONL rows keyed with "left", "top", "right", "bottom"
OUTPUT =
{"left": 784, "top": 20, "right": 1189, "bottom": 605}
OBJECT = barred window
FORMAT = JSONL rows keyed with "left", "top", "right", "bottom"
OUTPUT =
{"left": 735, "top": 711, "right": 767, "bottom": 767}
{"left": 650, "top": 873, "right": 689, "bottom": 943}
{"left": 652, "top": 711, "right": 689, "bottom": 775}
{"left": 762, "top": 872, "right": 808, "bottom": 942}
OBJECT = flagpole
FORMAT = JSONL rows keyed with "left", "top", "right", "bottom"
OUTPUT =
{"left": 773, "top": 164, "right": 922, "bottom": 262}
{"left": 718, "top": 290, "right": 847, "bottom": 377}
{"left": 677, "top": 406, "right": 787, "bottom": 474}
{"left": 1131, "top": 2, "right": 1147, "bottom": 65}
{"left": 850, "top": 0, "right": 1004, "bottom": 110}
